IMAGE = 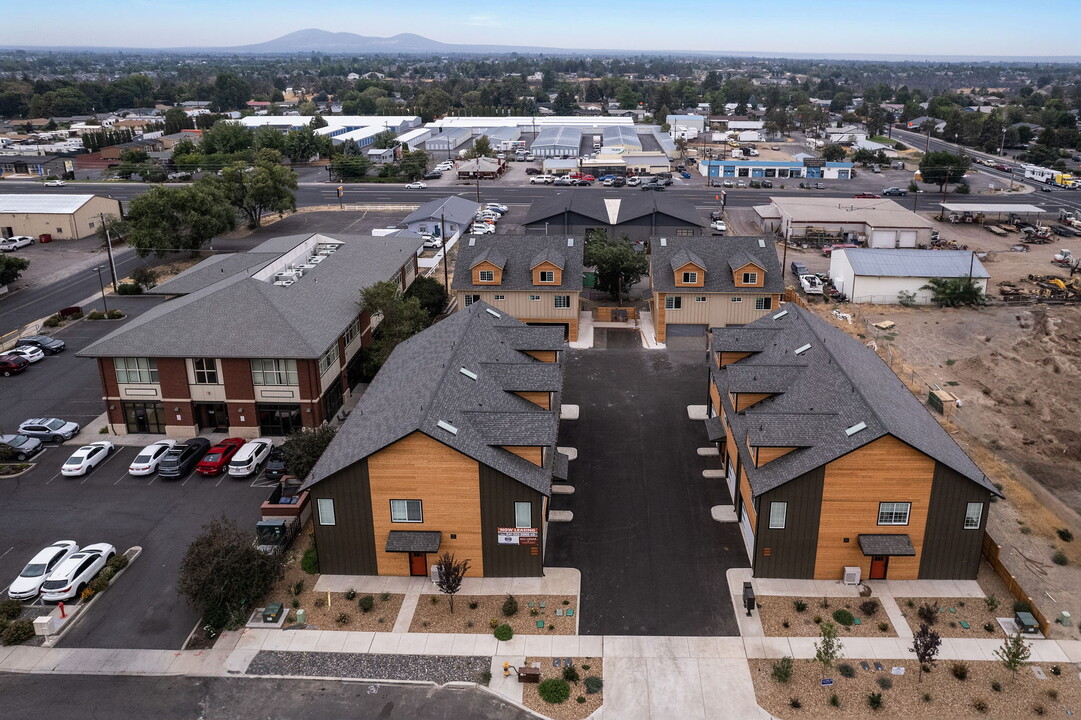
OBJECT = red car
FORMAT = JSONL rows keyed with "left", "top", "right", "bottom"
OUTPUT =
{"left": 582, "top": 174, "right": 596, "bottom": 183}
{"left": 822, "top": 243, "right": 860, "bottom": 256}
{"left": 853, "top": 193, "right": 880, "bottom": 199}
{"left": 195, "top": 437, "right": 246, "bottom": 476}
{"left": 1, "top": 355, "right": 30, "bottom": 377}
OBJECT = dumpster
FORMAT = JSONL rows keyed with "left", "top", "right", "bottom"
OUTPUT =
{"left": 38, "top": 234, "right": 52, "bottom": 243}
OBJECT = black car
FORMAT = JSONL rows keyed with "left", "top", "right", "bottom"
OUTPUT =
{"left": 761, "top": 180, "right": 774, "bottom": 188}
{"left": 18, "top": 335, "right": 65, "bottom": 354}
{"left": 422, "top": 171, "right": 442, "bottom": 180}
{"left": 610, "top": 177, "right": 626, "bottom": 187}
{"left": 1, "top": 355, "right": 29, "bottom": 377}
{"left": 265, "top": 447, "right": 287, "bottom": 481}
{"left": 574, "top": 179, "right": 592, "bottom": 186}
{"left": 157, "top": 438, "right": 211, "bottom": 479}
{"left": 709, "top": 210, "right": 724, "bottom": 221}
{"left": 675, "top": 165, "right": 686, "bottom": 172}
{"left": 791, "top": 261, "right": 810, "bottom": 277}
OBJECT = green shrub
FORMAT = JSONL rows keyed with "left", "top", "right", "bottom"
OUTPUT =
{"left": 430, "top": 596, "right": 439, "bottom": 604}
{"left": 991, "top": 680, "right": 1002, "bottom": 692}
{"left": 793, "top": 599, "right": 807, "bottom": 612}
{"left": 301, "top": 546, "right": 319, "bottom": 574}
{"left": 838, "top": 663, "right": 855, "bottom": 678}
{"left": 88, "top": 574, "right": 111, "bottom": 594}
{"left": 0, "top": 599, "right": 23, "bottom": 621}
{"left": 358, "top": 595, "right": 374, "bottom": 613}
{"left": 771, "top": 656, "right": 794, "bottom": 683}
{"left": 813, "top": 615, "right": 822, "bottom": 624}
{"left": 336, "top": 612, "right": 350, "bottom": 625}
{"left": 43, "top": 315, "right": 61, "bottom": 327}
{"left": 918, "top": 602, "right": 940, "bottom": 625}
{"left": 562, "top": 664, "right": 580, "bottom": 683}
{"left": 832, "top": 609, "right": 855, "bottom": 626}
{"left": 345, "top": 588, "right": 356, "bottom": 601}
{"left": 922, "top": 693, "right": 932, "bottom": 703}
{"left": 106, "top": 309, "right": 124, "bottom": 319}
{"left": 107, "top": 554, "right": 129, "bottom": 572}
{"left": 584, "top": 675, "right": 603, "bottom": 694}
{"left": 1, "top": 619, "right": 34, "bottom": 646}
{"left": 1052, "top": 551, "right": 1068, "bottom": 566}
{"left": 116, "top": 283, "right": 142, "bottom": 295}
{"left": 876, "top": 676, "right": 892, "bottom": 690}
{"left": 878, "top": 622, "right": 889, "bottom": 632}
{"left": 86, "top": 311, "right": 104, "bottom": 320}
{"left": 501, "top": 594, "right": 519, "bottom": 617}
{"left": 859, "top": 600, "right": 879, "bottom": 616}
{"left": 789, "top": 698, "right": 801, "bottom": 709}
{"left": 468, "top": 601, "right": 478, "bottom": 610}
{"left": 493, "top": 624, "right": 513, "bottom": 641}
{"left": 577, "top": 696, "right": 586, "bottom": 704}
{"left": 973, "top": 698, "right": 988, "bottom": 712}
{"left": 476, "top": 670, "right": 491, "bottom": 686}
{"left": 829, "top": 693, "right": 840, "bottom": 707}
{"left": 380, "top": 592, "right": 390, "bottom": 602}
{"left": 984, "top": 622, "right": 995, "bottom": 632}
{"left": 867, "top": 692, "right": 883, "bottom": 711}
{"left": 984, "top": 595, "right": 1000, "bottom": 612}
{"left": 950, "top": 662, "right": 969, "bottom": 681}
{"left": 1058, "top": 528, "right": 1074, "bottom": 542}
{"left": 1051, "top": 665, "right": 1062, "bottom": 676}
{"left": 291, "top": 580, "right": 305, "bottom": 596}
{"left": 537, "top": 678, "right": 570, "bottom": 704}
{"left": 489, "top": 618, "right": 499, "bottom": 629}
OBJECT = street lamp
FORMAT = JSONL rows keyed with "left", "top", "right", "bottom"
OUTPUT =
{"left": 94, "top": 266, "right": 109, "bottom": 315}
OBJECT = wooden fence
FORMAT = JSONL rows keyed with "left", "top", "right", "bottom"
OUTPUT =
{"left": 593, "top": 307, "right": 638, "bottom": 322}
{"left": 982, "top": 532, "right": 1051, "bottom": 636}
{"left": 783, "top": 287, "right": 809, "bottom": 309}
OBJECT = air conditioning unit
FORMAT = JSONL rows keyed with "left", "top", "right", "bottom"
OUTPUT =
{"left": 308, "top": 255, "right": 325, "bottom": 264}
{"left": 429, "top": 565, "right": 440, "bottom": 584}
{"left": 842, "top": 566, "right": 861, "bottom": 585}
{"left": 273, "top": 279, "right": 294, "bottom": 287}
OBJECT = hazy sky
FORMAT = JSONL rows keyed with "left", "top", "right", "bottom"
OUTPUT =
{"left": 4, "top": 0, "right": 1080, "bottom": 56}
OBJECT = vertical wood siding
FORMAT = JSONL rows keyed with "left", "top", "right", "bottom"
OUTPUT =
{"left": 918, "top": 463, "right": 991, "bottom": 579}
{"left": 754, "top": 467, "right": 825, "bottom": 578}
{"left": 310, "top": 459, "right": 377, "bottom": 575}
{"left": 478, "top": 464, "right": 545, "bottom": 577}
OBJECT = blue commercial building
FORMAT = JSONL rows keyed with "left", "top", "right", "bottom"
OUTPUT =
{"left": 701, "top": 159, "right": 854, "bottom": 180}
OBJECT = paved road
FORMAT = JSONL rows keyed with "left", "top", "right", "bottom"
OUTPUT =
{"left": 0, "top": 674, "right": 535, "bottom": 719}
{"left": 547, "top": 336, "right": 746, "bottom": 636}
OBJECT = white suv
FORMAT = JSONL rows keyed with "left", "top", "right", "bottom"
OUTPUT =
{"left": 40, "top": 543, "right": 115, "bottom": 602}
{"left": 530, "top": 174, "right": 554, "bottom": 185}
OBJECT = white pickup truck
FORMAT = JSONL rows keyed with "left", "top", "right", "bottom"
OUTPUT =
{"left": 799, "top": 274, "right": 824, "bottom": 295}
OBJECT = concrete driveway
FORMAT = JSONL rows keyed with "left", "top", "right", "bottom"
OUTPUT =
{"left": 546, "top": 337, "right": 747, "bottom": 636}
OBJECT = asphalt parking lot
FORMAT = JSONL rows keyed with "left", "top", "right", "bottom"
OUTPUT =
{"left": 546, "top": 340, "right": 747, "bottom": 636}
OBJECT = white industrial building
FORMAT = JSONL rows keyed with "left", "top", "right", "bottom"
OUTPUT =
{"left": 759, "top": 197, "right": 935, "bottom": 246}
{"left": 239, "top": 115, "right": 421, "bottom": 135}
{"left": 427, "top": 116, "right": 633, "bottom": 131}
{"left": 424, "top": 127, "right": 473, "bottom": 153}
{"left": 531, "top": 126, "right": 583, "bottom": 157}
{"left": 829, "top": 248, "right": 989, "bottom": 304}
{"left": 328, "top": 126, "right": 384, "bottom": 147}
{"left": 602, "top": 125, "right": 642, "bottom": 152}
{"left": 666, "top": 114, "right": 707, "bottom": 132}
{"left": 394, "top": 127, "right": 432, "bottom": 151}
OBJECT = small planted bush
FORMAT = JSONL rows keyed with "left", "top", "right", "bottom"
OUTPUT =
{"left": 832, "top": 609, "right": 855, "bottom": 627}
{"left": 859, "top": 600, "right": 879, "bottom": 616}
{"left": 584, "top": 675, "right": 603, "bottom": 694}
{"left": 829, "top": 693, "right": 840, "bottom": 707}
{"left": 562, "top": 664, "right": 580, "bottom": 683}
{"left": 1052, "top": 551, "right": 1069, "bottom": 566}
{"left": 577, "top": 696, "right": 586, "bottom": 704}
{"left": 379, "top": 592, "right": 390, "bottom": 602}
{"left": 876, "top": 676, "right": 893, "bottom": 691}
{"left": 991, "top": 680, "right": 1002, "bottom": 692}
{"left": 984, "top": 622, "right": 995, "bottom": 633}
{"left": 973, "top": 699, "right": 988, "bottom": 713}
{"left": 793, "top": 599, "right": 807, "bottom": 613}
{"left": 984, "top": 595, "right": 1000, "bottom": 612}
{"left": 771, "top": 656, "right": 794, "bottom": 684}
{"left": 476, "top": 670, "right": 491, "bottom": 686}
{"left": 107, "top": 555, "right": 129, "bottom": 572}
{"left": 358, "top": 595, "right": 374, "bottom": 613}
{"left": 1, "top": 619, "right": 34, "bottom": 646}
{"left": 501, "top": 594, "right": 519, "bottom": 617}
{"left": 301, "top": 547, "right": 319, "bottom": 574}
{"left": 867, "top": 692, "right": 883, "bottom": 711}
{"left": 493, "top": 623, "right": 513, "bottom": 641}
{"left": 918, "top": 602, "right": 940, "bottom": 626}
{"left": 838, "top": 663, "right": 856, "bottom": 679}
{"left": 1050, "top": 665, "right": 1062, "bottom": 676}
{"left": 336, "top": 612, "right": 350, "bottom": 625}
{"left": 537, "top": 678, "right": 570, "bottom": 704}
{"left": 0, "top": 599, "right": 23, "bottom": 621}
{"left": 1057, "top": 528, "right": 1074, "bottom": 543}
{"left": 878, "top": 622, "right": 889, "bottom": 632}
{"left": 789, "top": 698, "right": 802, "bottom": 709}
{"left": 344, "top": 588, "right": 356, "bottom": 601}
{"left": 950, "top": 661, "right": 969, "bottom": 681}
{"left": 468, "top": 601, "right": 478, "bottom": 610}
{"left": 291, "top": 580, "right": 305, "bottom": 596}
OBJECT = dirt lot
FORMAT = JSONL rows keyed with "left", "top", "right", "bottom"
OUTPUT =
{"left": 757, "top": 596, "right": 897, "bottom": 637}
{"left": 751, "top": 657, "right": 1078, "bottom": 719}
{"left": 520, "top": 656, "right": 603, "bottom": 720}
{"left": 409, "top": 594, "right": 577, "bottom": 635}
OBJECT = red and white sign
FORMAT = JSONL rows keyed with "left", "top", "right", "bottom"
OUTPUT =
{"left": 497, "top": 527, "right": 538, "bottom": 545}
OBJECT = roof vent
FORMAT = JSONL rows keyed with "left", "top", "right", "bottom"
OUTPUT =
{"left": 758, "top": 238, "right": 765, "bottom": 248}
{"left": 845, "top": 421, "right": 867, "bottom": 437}
{"left": 485, "top": 308, "right": 501, "bottom": 318}
{"left": 468, "top": 237, "right": 476, "bottom": 246}
{"left": 794, "top": 343, "right": 811, "bottom": 355}
{"left": 659, "top": 238, "right": 667, "bottom": 247}
{"left": 459, "top": 367, "right": 478, "bottom": 380}
{"left": 772, "top": 309, "right": 788, "bottom": 320}
{"left": 567, "top": 238, "right": 574, "bottom": 247}
{"left": 437, "top": 420, "right": 458, "bottom": 435}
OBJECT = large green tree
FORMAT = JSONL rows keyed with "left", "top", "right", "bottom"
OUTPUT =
{"left": 200, "top": 120, "right": 254, "bottom": 155}
{"left": 583, "top": 230, "right": 648, "bottom": 304}
{"left": 821, "top": 144, "right": 847, "bottom": 162}
{"left": 0, "top": 255, "right": 30, "bottom": 287}
{"left": 126, "top": 184, "right": 236, "bottom": 258}
{"left": 218, "top": 150, "right": 298, "bottom": 228}
{"left": 920, "top": 277, "right": 985, "bottom": 307}
{"left": 360, "top": 280, "right": 430, "bottom": 375}
{"left": 211, "top": 72, "right": 251, "bottom": 112}
{"left": 163, "top": 107, "right": 194, "bottom": 135}
{"left": 466, "top": 135, "right": 495, "bottom": 159}
{"left": 398, "top": 149, "right": 430, "bottom": 181}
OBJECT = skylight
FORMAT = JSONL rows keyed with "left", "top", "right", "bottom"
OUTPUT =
{"left": 567, "top": 238, "right": 575, "bottom": 247}
{"left": 437, "top": 420, "right": 458, "bottom": 435}
{"left": 659, "top": 238, "right": 667, "bottom": 246}
{"left": 758, "top": 238, "right": 765, "bottom": 247}
{"left": 485, "top": 308, "right": 501, "bottom": 318}
{"left": 794, "top": 343, "right": 811, "bottom": 355}
{"left": 845, "top": 421, "right": 867, "bottom": 437}
{"left": 459, "top": 367, "right": 478, "bottom": 380}
{"left": 772, "top": 310, "right": 788, "bottom": 320}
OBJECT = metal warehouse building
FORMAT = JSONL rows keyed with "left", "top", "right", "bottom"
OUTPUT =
{"left": 424, "top": 127, "right": 473, "bottom": 153}
{"left": 829, "top": 248, "right": 989, "bottom": 305}
{"left": 530, "top": 126, "right": 583, "bottom": 157}
{"left": 602, "top": 125, "right": 642, "bottom": 152}
{"left": 0, "top": 194, "right": 123, "bottom": 240}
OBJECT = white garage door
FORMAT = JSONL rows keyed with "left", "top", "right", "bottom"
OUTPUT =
{"left": 870, "top": 230, "right": 897, "bottom": 248}
{"left": 898, "top": 230, "right": 918, "bottom": 248}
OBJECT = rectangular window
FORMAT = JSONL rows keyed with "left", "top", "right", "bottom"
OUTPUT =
{"left": 769, "top": 502, "right": 787, "bottom": 529}
{"left": 676, "top": 228, "right": 695, "bottom": 237}
{"left": 318, "top": 344, "right": 340, "bottom": 375}
{"left": 514, "top": 501, "right": 532, "bottom": 528}
{"left": 114, "top": 357, "right": 159, "bottom": 384}
{"left": 342, "top": 317, "right": 361, "bottom": 347}
{"left": 539, "top": 270, "right": 555, "bottom": 283}
{"left": 192, "top": 358, "right": 218, "bottom": 384}
{"left": 317, "top": 498, "right": 336, "bottom": 526}
{"left": 478, "top": 270, "right": 494, "bottom": 282}
{"left": 742, "top": 272, "right": 759, "bottom": 285}
{"left": 695, "top": 296, "right": 707, "bottom": 303}
{"left": 554, "top": 295, "right": 570, "bottom": 308}
{"left": 731, "top": 296, "right": 743, "bottom": 303}
{"left": 529, "top": 294, "right": 541, "bottom": 301}
{"left": 493, "top": 294, "right": 506, "bottom": 301}
{"left": 390, "top": 499, "right": 423, "bottom": 523}
{"left": 463, "top": 294, "right": 481, "bottom": 306}
{"left": 755, "top": 297, "right": 773, "bottom": 311}
{"left": 877, "top": 502, "right": 911, "bottom": 526}
{"left": 665, "top": 296, "right": 682, "bottom": 310}
{"left": 681, "top": 271, "right": 698, "bottom": 284}
{"left": 964, "top": 502, "right": 983, "bottom": 529}
{"left": 251, "top": 359, "right": 299, "bottom": 386}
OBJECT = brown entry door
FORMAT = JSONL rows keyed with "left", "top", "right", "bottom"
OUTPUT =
{"left": 409, "top": 552, "right": 428, "bottom": 576}
{"left": 869, "top": 555, "right": 889, "bottom": 580}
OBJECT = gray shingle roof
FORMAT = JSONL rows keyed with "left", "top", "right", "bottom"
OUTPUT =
{"left": 78, "top": 233, "right": 420, "bottom": 359}
{"left": 652, "top": 237, "right": 783, "bottom": 294}
{"left": 401, "top": 196, "right": 480, "bottom": 227}
{"left": 841, "top": 248, "right": 990, "bottom": 279}
{"left": 858, "top": 534, "right": 916, "bottom": 556}
{"left": 386, "top": 530, "right": 442, "bottom": 553}
{"left": 148, "top": 252, "right": 281, "bottom": 295}
{"left": 454, "top": 236, "right": 584, "bottom": 293}
{"left": 523, "top": 192, "right": 703, "bottom": 227}
{"left": 711, "top": 304, "right": 998, "bottom": 497}
{"left": 303, "top": 302, "right": 564, "bottom": 495}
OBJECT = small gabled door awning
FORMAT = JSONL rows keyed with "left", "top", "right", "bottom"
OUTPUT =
{"left": 705, "top": 416, "right": 726, "bottom": 443}
{"left": 385, "top": 530, "right": 442, "bottom": 553}
{"left": 858, "top": 534, "right": 916, "bottom": 557}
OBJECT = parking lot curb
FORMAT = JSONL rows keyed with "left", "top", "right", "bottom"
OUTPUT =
{"left": 0, "top": 463, "right": 37, "bottom": 479}
{"left": 43, "top": 546, "right": 143, "bottom": 647}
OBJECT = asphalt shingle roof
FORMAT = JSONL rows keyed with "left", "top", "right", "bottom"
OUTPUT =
{"left": 303, "top": 302, "right": 564, "bottom": 495}
{"left": 858, "top": 534, "right": 916, "bottom": 556}
{"left": 401, "top": 195, "right": 480, "bottom": 228}
{"left": 78, "top": 233, "right": 421, "bottom": 359}
{"left": 711, "top": 304, "right": 998, "bottom": 497}
{"left": 385, "top": 531, "right": 442, "bottom": 553}
{"left": 454, "top": 236, "right": 584, "bottom": 293}
{"left": 522, "top": 192, "right": 703, "bottom": 228}
{"left": 651, "top": 237, "right": 783, "bottom": 294}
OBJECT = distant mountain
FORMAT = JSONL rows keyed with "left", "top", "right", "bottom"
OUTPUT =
{"left": 199, "top": 28, "right": 561, "bottom": 55}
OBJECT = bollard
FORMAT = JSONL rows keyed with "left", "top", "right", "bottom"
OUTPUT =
{"left": 296, "top": 608, "right": 306, "bottom": 625}
{"left": 58, "top": 601, "right": 66, "bottom": 619}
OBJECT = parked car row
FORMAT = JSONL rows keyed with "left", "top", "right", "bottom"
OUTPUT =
{"left": 470, "top": 202, "right": 507, "bottom": 235}
{"left": 0, "top": 334, "right": 66, "bottom": 377}
{"left": 8, "top": 539, "right": 116, "bottom": 602}
{"left": 132, "top": 437, "right": 274, "bottom": 480}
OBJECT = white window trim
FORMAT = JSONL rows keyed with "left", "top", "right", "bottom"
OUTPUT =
{"left": 515, "top": 501, "right": 532, "bottom": 528}
{"left": 755, "top": 297, "right": 773, "bottom": 311}
{"left": 877, "top": 502, "right": 911, "bottom": 526}
{"left": 665, "top": 296, "right": 682, "bottom": 310}
{"left": 529, "top": 294, "right": 541, "bottom": 301}
{"left": 478, "top": 270, "right": 494, "bottom": 282}
{"left": 390, "top": 499, "right": 423, "bottom": 523}
{"left": 681, "top": 271, "right": 698, "bottom": 284}
{"left": 964, "top": 502, "right": 983, "bottom": 530}
{"left": 493, "top": 294, "right": 506, "bottom": 301}
{"left": 192, "top": 358, "right": 219, "bottom": 385}
{"left": 539, "top": 270, "right": 556, "bottom": 283}
{"left": 769, "top": 501, "right": 787, "bottom": 529}
{"left": 554, "top": 295, "right": 570, "bottom": 308}
{"left": 317, "top": 498, "right": 336, "bottom": 526}
{"left": 694, "top": 296, "right": 707, "bottom": 303}
{"left": 463, "top": 294, "right": 481, "bottom": 306}
{"left": 742, "top": 272, "right": 759, "bottom": 285}
{"left": 731, "top": 296, "right": 743, "bottom": 303}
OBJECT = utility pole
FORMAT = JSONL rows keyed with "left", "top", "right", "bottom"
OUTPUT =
{"left": 99, "top": 213, "right": 118, "bottom": 291}
{"left": 440, "top": 210, "right": 449, "bottom": 300}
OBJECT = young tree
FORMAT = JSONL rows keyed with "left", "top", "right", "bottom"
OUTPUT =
{"left": 814, "top": 621, "right": 844, "bottom": 678}
{"left": 404, "top": 275, "right": 449, "bottom": 320}
{"left": 177, "top": 515, "right": 283, "bottom": 631}
{"left": 583, "top": 231, "right": 649, "bottom": 305}
{"left": 200, "top": 120, "right": 254, "bottom": 155}
{"left": 821, "top": 143, "right": 847, "bottom": 162}
{"left": 994, "top": 633, "right": 1032, "bottom": 674}
{"left": 910, "top": 623, "right": 942, "bottom": 683}
{"left": 919, "top": 151, "right": 970, "bottom": 197}
{"left": 218, "top": 150, "right": 298, "bottom": 228}
{"left": 0, "top": 255, "right": 30, "bottom": 287}
{"left": 370, "top": 129, "right": 401, "bottom": 149}
{"left": 283, "top": 126, "right": 323, "bottom": 162}
{"left": 126, "top": 184, "right": 236, "bottom": 258}
{"left": 281, "top": 425, "right": 338, "bottom": 481}
{"left": 434, "top": 552, "right": 471, "bottom": 613}
{"left": 920, "top": 277, "right": 985, "bottom": 307}
{"left": 398, "top": 150, "right": 430, "bottom": 181}
{"left": 360, "top": 280, "right": 430, "bottom": 374}
{"left": 467, "top": 135, "right": 495, "bottom": 159}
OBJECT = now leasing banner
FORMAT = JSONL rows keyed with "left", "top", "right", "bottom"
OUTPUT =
{"left": 497, "top": 528, "right": 539, "bottom": 546}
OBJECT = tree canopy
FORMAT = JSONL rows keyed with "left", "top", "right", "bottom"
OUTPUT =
{"left": 360, "top": 280, "right": 431, "bottom": 374}
{"left": 919, "top": 151, "right": 971, "bottom": 189}
{"left": 0, "top": 255, "right": 30, "bottom": 286}
{"left": 218, "top": 149, "right": 298, "bottom": 228}
{"left": 583, "top": 230, "right": 648, "bottom": 304}
{"left": 125, "top": 183, "right": 236, "bottom": 258}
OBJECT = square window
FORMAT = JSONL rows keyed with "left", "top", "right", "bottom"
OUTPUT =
{"left": 964, "top": 502, "right": 983, "bottom": 529}
{"left": 694, "top": 296, "right": 706, "bottom": 303}
{"left": 731, "top": 296, "right": 743, "bottom": 303}
{"left": 390, "top": 499, "right": 423, "bottom": 523}
{"left": 529, "top": 294, "right": 541, "bottom": 301}
{"left": 478, "top": 270, "right": 494, "bottom": 282}
{"left": 515, "top": 501, "right": 532, "bottom": 528}
{"left": 317, "top": 498, "right": 336, "bottom": 526}
{"left": 681, "top": 271, "right": 698, "bottom": 284}
{"left": 192, "top": 358, "right": 219, "bottom": 384}
{"left": 539, "top": 270, "right": 555, "bottom": 283}
{"left": 742, "top": 272, "right": 759, "bottom": 285}
{"left": 463, "top": 294, "right": 480, "bottom": 306}
{"left": 769, "top": 502, "right": 787, "bottom": 529}
{"left": 493, "top": 294, "right": 506, "bottom": 301}
{"left": 554, "top": 295, "right": 570, "bottom": 308}
{"left": 877, "top": 502, "right": 911, "bottom": 526}
{"left": 755, "top": 297, "right": 773, "bottom": 311}
{"left": 664, "top": 296, "right": 682, "bottom": 310}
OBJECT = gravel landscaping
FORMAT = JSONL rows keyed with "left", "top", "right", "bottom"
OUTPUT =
{"left": 520, "top": 656, "right": 603, "bottom": 720}
{"left": 409, "top": 594, "right": 577, "bottom": 635}
{"left": 247, "top": 650, "right": 491, "bottom": 685}
{"left": 897, "top": 597, "right": 1006, "bottom": 638}
{"left": 750, "top": 657, "right": 1079, "bottom": 719}
{"left": 267, "top": 555, "right": 405, "bottom": 632}
{"left": 757, "top": 596, "right": 897, "bottom": 637}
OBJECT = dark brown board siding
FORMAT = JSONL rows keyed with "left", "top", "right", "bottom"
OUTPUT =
{"left": 918, "top": 463, "right": 991, "bottom": 580}
{"left": 478, "top": 464, "right": 545, "bottom": 577}
{"left": 310, "top": 459, "right": 377, "bottom": 575}
{"left": 753, "top": 466, "right": 825, "bottom": 579}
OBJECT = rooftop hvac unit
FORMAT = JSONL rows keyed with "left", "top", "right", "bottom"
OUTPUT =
{"left": 307, "top": 255, "right": 325, "bottom": 264}
{"left": 842, "top": 566, "right": 861, "bottom": 585}
{"left": 273, "top": 279, "right": 295, "bottom": 287}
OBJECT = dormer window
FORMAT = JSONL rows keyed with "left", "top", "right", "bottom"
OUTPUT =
{"left": 539, "top": 270, "right": 555, "bottom": 283}
{"left": 478, "top": 270, "right": 494, "bottom": 282}
{"left": 682, "top": 271, "right": 698, "bottom": 284}
{"left": 742, "top": 272, "right": 758, "bottom": 284}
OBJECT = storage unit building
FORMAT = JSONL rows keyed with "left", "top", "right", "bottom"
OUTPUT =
{"left": 602, "top": 125, "right": 642, "bottom": 153}
{"left": 424, "top": 127, "right": 473, "bottom": 154}
{"left": 530, "top": 126, "right": 583, "bottom": 157}
{"left": 829, "top": 248, "right": 989, "bottom": 305}
{"left": 0, "top": 194, "right": 122, "bottom": 240}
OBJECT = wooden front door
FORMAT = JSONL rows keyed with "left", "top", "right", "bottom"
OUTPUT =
{"left": 409, "top": 552, "right": 427, "bottom": 577}
{"left": 869, "top": 555, "right": 889, "bottom": 580}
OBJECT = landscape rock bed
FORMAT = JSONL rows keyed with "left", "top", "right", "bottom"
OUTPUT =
{"left": 756, "top": 596, "right": 897, "bottom": 637}
{"left": 409, "top": 594, "right": 577, "bottom": 635}
{"left": 520, "top": 656, "right": 603, "bottom": 720}
{"left": 268, "top": 560, "right": 404, "bottom": 632}
{"left": 897, "top": 597, "right": 1005, "bottom": 638}
{"left": 247, "top": 650, "right": 491, "bottom": 685}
